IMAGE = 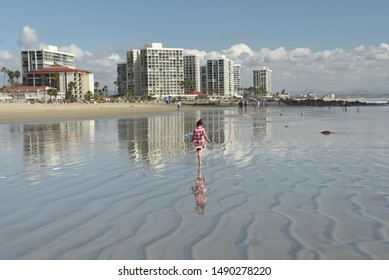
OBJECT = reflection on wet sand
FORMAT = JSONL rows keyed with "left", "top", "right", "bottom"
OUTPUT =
{"left": 6, "top": 109, "right": 270, "bottom": 177}
{"left": 19, "top": 121, "right": 96, "bottom": 184}
{"left": 118, "top": 109, "right": 270, "bottom": 165}
{"left": 192, "top": 166, "right": 209, "bottom": 215}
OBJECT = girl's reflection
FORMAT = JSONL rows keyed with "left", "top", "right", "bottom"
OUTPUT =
{"left": 192, "top": 166, "right": 209, "bottom": 214}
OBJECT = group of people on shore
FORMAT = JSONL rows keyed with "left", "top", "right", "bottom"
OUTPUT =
{"left": 238, "top": 99, "right": 269, "bottom": 110}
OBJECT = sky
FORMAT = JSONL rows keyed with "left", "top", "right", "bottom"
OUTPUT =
{"left": 1, "top": 0, "right": 389, "bottom": 96}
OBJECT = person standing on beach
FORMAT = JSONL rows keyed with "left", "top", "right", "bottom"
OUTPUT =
{"left": 191, "top": 119, "right": 212, "bottom": 165}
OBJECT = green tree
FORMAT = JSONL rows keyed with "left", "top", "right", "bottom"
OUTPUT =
{"left": 47, "top": 88, "right": 58, "bottom": 102}
{"left": 102, "top": 85, "right": 108, "bottom": 96}
{"left": 67, "top": 81, "right": 76, "bottom": 102}
{"left": 94, "top": 81, "right": 99, "bottom": 94}
{"left": 14, "top": 70, "right": 21, "bottom": 84}
{"left": 1, "top": 67, "right": 8, "bottom": 87}
{"left": 6, "top": 70, "right": 15, "bottom": 87}
{"left": 179, "top": 79, "right": 194, "bottom": 94}
{"left": 84, "top": 90, "right": 93, "bottom": 101}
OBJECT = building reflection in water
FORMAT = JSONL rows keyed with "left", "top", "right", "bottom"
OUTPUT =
{"left": 252, "top": 115, "right": 269, "bottom": 139}
{"left": 117, "top": 109, "right": 270, "bottom": 165}
{"left": 20, "top": 121, "right": 96, "bottom": 184}
{"left": 10, "top": 109, "right": 270, "bottom": 184}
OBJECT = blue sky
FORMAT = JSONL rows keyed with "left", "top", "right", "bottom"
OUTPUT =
{"left": 1, "top": 0, "right": 389, "bottom": 95}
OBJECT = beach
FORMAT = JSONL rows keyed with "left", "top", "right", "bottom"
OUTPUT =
{"left": 0, "top": 103, "right": 388, "bottom": 260}
{"left": 0, "top": 102, "right": 202, "bottom": 124}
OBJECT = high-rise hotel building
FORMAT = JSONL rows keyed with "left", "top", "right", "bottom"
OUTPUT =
{"left": 118, "top": 43, "right": 240, "bottom": 98}
{"left": 253, "top": 67, "right": 272, "bottom": 94}
{"left": 183, "top": 54, "right": 201, "bottom": 93}
{"left": 21, "top": 45, "right": 75, "bottom": 75}
{"left": 206, "top": 56, "right": 235, "bottom": 97}
{"left": 234, "top": 64, "right": 241, "bottom": 96}
{"left": 116, "top": 62, "right": 127, "bottom": 95}
{"left": 126, "top": 43, "right": 184, "bottom": 98}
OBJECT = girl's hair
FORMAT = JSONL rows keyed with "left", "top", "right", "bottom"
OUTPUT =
{"left": 196, "top": 119, "right": 203, "bottom": 126}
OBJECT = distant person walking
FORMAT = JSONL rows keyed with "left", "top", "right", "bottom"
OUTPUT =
{"left": 191, "top": 119, "right": 212, "bottom": 165}
{"left": 177, "top": 101, "right": 182, "bottom": 110}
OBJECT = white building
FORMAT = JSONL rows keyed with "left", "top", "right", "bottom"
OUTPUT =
{"left": 21, "top": 45, "right": 75, "bottom": 75}
{"left": 24, "top": 65, "right": 94, "bottom": 102}
{"left": 126, "top": 43, "right": 184, "bottom": 99}
{"left": 183, "top": 54, "right": 201, "bottom": 93}
{"left": 7, "top": 86, "right": 64, "bottom": 103}
{"left": 206, "top": 56, "right": 235, "bottom": 97}
{"left": 116, "top": 62, "right": 127, "bottom": 95}
{"left": 234, "top": 64, "right": 242, "bottom": 96}
{"left": 200, "top": 66, "right": 207, "bottom": 93}
{"left": 253, "top": 67, "right": 272, "bottom": 94}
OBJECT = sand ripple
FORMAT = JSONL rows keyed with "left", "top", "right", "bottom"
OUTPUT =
{"left": 0, "top": 106, "right": 388, "bottom": 259}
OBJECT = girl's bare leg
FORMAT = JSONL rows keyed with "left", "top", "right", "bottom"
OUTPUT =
{"left": 197, "top": 150, "right": 202, "bottom": 165}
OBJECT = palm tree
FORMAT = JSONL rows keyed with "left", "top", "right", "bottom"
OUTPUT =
{"left": 102, "top": 85, "right": 108, "bottom": 96}
{"left": 14, "top": 70, "right": 21, "bottom": 85}
{"left": 113, "top": 81, "right": 117, "bottom": 96}
{"left": 94, "top": 81, "right": 99, "bottom": 94}
{"left": 179, "top": 79, "right": 194, "bottom": 94}
{"left": 47, "top": 88, "right": 58, "bottom": 102}
{"left": 6, "top": 70, "right": 15, "bottom": 87}
{"left": 1, "top": 67, "right": 7, "bottom": 87}
{"left": 67, "top": 81, "right": 76, "bottom": 102}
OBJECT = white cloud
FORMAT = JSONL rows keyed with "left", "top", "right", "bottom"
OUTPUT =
{"left": 6, "top": 26, "right": 389, "bottom": 94}
{"left": 212, "top": 43, "right": 389, "bottom": 93}
{"left": 59, "top": 44, "right": 92, "bottom": 60}
{"left": 17, "top": 26, "right": 39, "bottom": 48}
{"left": 65, "top": 47, "right": 123, "bottom": 88}
{"left": 0, "top": 50, "right": 13, "bottom": 60}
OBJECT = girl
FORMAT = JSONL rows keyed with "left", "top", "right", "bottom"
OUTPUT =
{"left": 191, "top": 119, "right": 212, "bottom": 165}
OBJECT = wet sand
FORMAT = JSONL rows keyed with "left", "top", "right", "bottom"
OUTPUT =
{"left": 0, "top": 105, "right": 388, "bottom": 259}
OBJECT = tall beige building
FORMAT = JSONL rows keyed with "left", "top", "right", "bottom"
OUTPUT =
{"left": 116, "top": 62, "right": 127, "bottom": 95}
{"left": 253, "top": 67, "right": 272, "bottom": 94}
{"left": 183, "top": 54, "right": 201, "bottom": 93}
{"left": 126, "top": 43, "right": 184, "bottom": 98}
{"left": 234, "top": 64, "right": 241, "bottom": 96}
{"left": 206, "top": 56, "right": 235, "bottom": 97}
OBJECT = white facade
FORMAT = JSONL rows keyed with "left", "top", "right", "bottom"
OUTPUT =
{"left": 126, "top": 43, "right": 184, "bottom": 98}
{"left": 183, "top": 54, "right": 201, "bottom": 93}
{"left": 116, "top": 62, "right": 127, "bottom": 95}
{"left": 253, "top": 67, "right": 272, "bottom": 94}
{"left": 206, "top": 56, "right": 235, "bottom": 97}
{"left": 21, "top": 45, "right": 75, "bottom": 75}
{"left": 200, "top": 66, "right": 207, "bottom": 93}
{"left": 234, "top": 64, "right": 242, "bottom": 96}
{"left": 24, "top": 65, "right": 94, "bottom": 102}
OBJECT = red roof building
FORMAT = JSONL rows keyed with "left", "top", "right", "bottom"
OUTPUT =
{"left": 23, "top": 65, "right": 94, "bottom": 102}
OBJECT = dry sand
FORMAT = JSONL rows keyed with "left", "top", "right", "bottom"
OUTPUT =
{"left": 0, "top": 102, "right": 202, "bottom": 124}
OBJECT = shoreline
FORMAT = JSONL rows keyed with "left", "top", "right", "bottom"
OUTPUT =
{"left": 1, "top": 99, "right": 386, "bottom": 125}
{"left": 0, "top": 102, "right": 213, "bottom": 124}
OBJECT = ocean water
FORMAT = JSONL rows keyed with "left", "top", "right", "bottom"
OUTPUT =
{"left": 0, "top": 105, "right": 388, "bottom": 259}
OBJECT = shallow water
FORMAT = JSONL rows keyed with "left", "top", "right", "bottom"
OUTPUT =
{"left": 0, "top": 105, "right": 388, "bottom": 259}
